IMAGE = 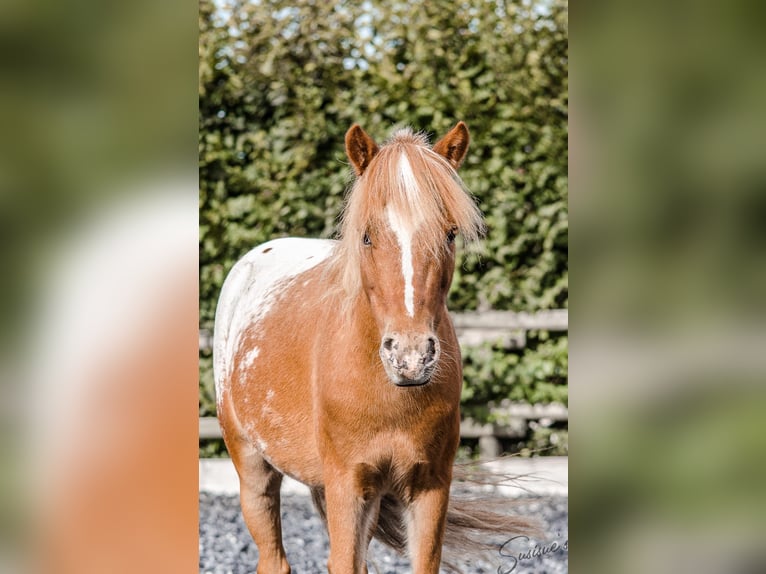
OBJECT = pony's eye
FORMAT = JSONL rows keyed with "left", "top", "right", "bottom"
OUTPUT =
{"left": 363, "top": 233, "right": 372, "bottom": 246}
{"left": 446, "top": 228, "right": 457, "bottom": 244}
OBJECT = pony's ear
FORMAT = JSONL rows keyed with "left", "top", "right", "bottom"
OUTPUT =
{"left": 433, "top": 121, "right": 470, "bottom": 169}
{"left": 345, "top": 124, "right": 379, "bottom": 176}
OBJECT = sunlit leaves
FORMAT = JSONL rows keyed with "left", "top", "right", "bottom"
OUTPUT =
{"left": 199, "top": 0, "right": 568, "bottom": 421}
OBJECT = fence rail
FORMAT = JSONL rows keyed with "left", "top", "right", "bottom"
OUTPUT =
{"left": 200, "top": 309, "right": 568, "bottom": 457}
{"left": 199, "top": 309, "right": 568, "bottom": 352}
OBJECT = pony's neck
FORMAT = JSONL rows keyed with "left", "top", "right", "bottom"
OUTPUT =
{"left": 346, "top": 288, "right": 380, "bottom": 348}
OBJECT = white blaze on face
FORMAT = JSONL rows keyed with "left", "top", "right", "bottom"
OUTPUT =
{"left": 386, "top": 153, "right": 423, "bottom": 318}
{"left": 386, "top": 207, "right": 415, "bottom": 317}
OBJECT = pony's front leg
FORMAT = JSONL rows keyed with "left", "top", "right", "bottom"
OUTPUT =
{"left": 324, "top": 471, "right": 380, "bottom": 574}
{"left": 407, "top": 485, "right": 451, "bottom": 574}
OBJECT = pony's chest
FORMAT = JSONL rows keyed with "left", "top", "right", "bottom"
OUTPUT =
{"left": 322, "top": 392, "right": 460, "bottom": 462}
{"left": 344, "top": 427, "right": 458, "bottom": 497}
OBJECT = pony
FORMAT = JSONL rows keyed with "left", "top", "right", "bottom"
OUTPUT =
{"left": 213, "top": 122, "right": 530, "bottom": 574}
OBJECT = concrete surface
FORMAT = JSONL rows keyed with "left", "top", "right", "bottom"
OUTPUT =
{"left": 199, "top": 456, "right": 568, "bottom": 498}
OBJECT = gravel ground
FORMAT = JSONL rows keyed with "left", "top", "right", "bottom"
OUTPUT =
{"left": 200, "top": 492, "right": 567, "bottom": 574}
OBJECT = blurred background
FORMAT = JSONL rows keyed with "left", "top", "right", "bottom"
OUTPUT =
{"left": 572, "top": 0, "right": 766, "bottom": 572}
{"left": 198, "top": 0, "right": 570, "bottom": 460}
{"left": 0, "top": 0, "right": 198, "bottom": 572}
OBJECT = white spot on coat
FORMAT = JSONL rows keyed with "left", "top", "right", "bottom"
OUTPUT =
{"left": 260, "top": 388, "right": 283, "bottom": 427}
{"left": 213, "top": 238, "right": 335, "bottom": 402}
{"left": 242, "top": 347, "right": 260, "bottom": 369}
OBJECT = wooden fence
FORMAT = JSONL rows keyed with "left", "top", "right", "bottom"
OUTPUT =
{"left": 200, "top": 309, "right": 568, "bottom": 457}
{"left": 199, "top": 309, "right": 567, "bottom": 352}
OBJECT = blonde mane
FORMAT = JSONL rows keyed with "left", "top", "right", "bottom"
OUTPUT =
{"left": 325, "top": 127, "right": 485, "bottom": 311}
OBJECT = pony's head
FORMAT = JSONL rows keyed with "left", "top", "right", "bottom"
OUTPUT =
{"left": 336, "top": 122, "right": 485, "bottom": 386}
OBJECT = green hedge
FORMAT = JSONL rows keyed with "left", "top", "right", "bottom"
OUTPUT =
{"left": 199, "top": 0, "right": 568, "bottom": 426}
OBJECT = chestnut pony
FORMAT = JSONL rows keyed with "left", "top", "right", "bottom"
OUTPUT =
{"left": 214, "top": 123, "right": 526, "bottom": 573}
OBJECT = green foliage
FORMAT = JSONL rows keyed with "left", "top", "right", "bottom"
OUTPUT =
{"left": 199, "top": 439, "right": 229, "bottom": 459}
{"left": 461, "top": 333, "right": 568, "bottom": 408}
{"left": 199, "top": 352, "right": 215, "bottom": 417}
{"left": 199, "top": 0, "right": 568, "bottom": 443}
{"left": 519, "top": 425, "right": 569, "bottom": 457}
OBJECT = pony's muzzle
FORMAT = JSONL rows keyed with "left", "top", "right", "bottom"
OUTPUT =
{"left": 380, "top": 332, "right": 440, "bottom": 386}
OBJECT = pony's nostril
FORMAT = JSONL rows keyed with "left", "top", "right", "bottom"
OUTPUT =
{"left": 425, "top": 337, "right": 438, "bottom": 362}
{"left": 382, "top": 337, "right": 394, "bottom": 352}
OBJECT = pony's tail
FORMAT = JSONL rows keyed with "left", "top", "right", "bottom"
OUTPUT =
{"left": 309, "top": 463, "right": 541, "bottom": 573}
{"left": 439, "top": 462, "right": 542, "bottom": 572}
